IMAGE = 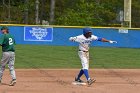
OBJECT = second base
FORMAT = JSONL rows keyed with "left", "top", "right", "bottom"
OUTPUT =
{"left": 72, "top": 81, "right": 87, "bottom": 86}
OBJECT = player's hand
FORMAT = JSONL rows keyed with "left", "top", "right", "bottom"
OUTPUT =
{"left": 69, "top": 37, "right": 77, "bottom": 42}
{"left": 69, "top": 37, "right": 74, "bottom": 41}
{"left": 109, "top": 40, "right": 117, "bottom": 44}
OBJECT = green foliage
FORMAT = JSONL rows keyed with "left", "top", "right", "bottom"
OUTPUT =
{"left": 56, "top": 0, "right": 96, "bottom": 26}
{"left": 0, "top": 0, "right": 140, "bottom": 27}
{"left": 132, "top": 0, "right": 140, "bottom": 27}
{"left": 56, "top": 0, "right": 124, "bottom": 26}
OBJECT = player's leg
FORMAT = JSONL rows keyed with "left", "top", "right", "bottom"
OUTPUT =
{"left": 79, "top": 51, "right": 90, "bottom": 80}
{"left": 75, "top": 51, "right": 89, "bottom": 82}
{"left": 75, "top": 69, "right": 84, "bottom": 82}
{"left": 0, "top": 52, "right": 10, "bottom": 82}
{"left": 80, "top": 52, "right": 96, "bottom": 85}
{"left": 8, "top": 52, "right": 16, "bottom": 86}
{"left": 74, "top": 51, "right": 85, "bottom": 82}
{"left": 0, "top": 65, "right": 6, "bottom": 82}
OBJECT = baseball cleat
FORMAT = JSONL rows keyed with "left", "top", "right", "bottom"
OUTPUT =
{"left": 9, "top": 79, "right": 16, "bottom": 86}
{"left": 75, "top": 77, "right": 84, "bottom": 83}
{"left": 87, "top": 79, "right": 96, "bottom": 85}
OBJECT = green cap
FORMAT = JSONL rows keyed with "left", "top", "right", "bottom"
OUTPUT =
{"left": 1, "top": 26, "right": 9, "bottom": 30}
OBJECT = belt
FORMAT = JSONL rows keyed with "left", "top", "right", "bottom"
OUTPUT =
{"left": 79, "top": 50, "right": 88, "bottom": 52}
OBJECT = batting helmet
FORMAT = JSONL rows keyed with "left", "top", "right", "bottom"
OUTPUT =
{"left": 83, "top": 27, "right": 92, "bottom": 35}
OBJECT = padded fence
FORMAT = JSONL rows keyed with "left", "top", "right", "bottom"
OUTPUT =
{"left": 0, "top": 25, "right": 140, "bottom": 48}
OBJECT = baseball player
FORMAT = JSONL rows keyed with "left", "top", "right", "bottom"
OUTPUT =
{"left": 69, "top": 27, "right": 117, "bottom": 85}
{"left": 0, "top": 26, "right": 16, "bottom": 86}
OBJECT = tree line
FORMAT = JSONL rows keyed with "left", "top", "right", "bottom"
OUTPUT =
{"left": 0, "top": 0, "right": 140, "bottom": 27}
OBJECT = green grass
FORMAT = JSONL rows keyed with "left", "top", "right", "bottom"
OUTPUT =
{"left": 1, "top": 45, "right": 140, "bottom": 69}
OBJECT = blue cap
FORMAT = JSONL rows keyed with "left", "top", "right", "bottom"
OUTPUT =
{"left": 83, "top": 27, "right": 92, "bottom": 34}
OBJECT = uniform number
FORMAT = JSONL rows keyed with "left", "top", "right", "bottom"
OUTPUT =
{"left": 9, "top": 38, "right": 13, "bottom": 45}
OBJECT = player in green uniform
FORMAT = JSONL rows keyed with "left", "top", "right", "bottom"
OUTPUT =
{"left": 0, "top": 26, "right": 16, "bottom": 86}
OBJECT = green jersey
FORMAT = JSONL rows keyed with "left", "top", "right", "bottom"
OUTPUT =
{"left": 0, "top": 34, "right": 15, "bottom": 52}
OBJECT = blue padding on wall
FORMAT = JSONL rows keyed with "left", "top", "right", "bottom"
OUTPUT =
{"left": 0, "top": 26, "right": 140, "bottom": 48}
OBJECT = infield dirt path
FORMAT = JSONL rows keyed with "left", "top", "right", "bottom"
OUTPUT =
{"left": 0, "top": 69, "right": 140, "bottom": 93}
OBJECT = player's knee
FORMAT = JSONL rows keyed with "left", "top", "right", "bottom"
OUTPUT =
{"left": 82, "top": 66, "right": 89, "bottom": 70}
{"left": 82, "top": 68, "right": 88, "bottom": 71}
{"left": 82, "top": 64, "right": 89, "bottom": 69}
{"left": 8, "top": 65, "right": 15, "bottom": 71}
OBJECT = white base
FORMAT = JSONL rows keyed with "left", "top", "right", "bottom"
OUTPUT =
{"left": 72, "top": 81, "right": 87, "bottom": 86}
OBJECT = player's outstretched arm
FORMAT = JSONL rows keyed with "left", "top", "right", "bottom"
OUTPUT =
{"left": 101, "top": 38, "right": 117, "bottom": 43}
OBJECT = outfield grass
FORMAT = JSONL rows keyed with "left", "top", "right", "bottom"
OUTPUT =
{"left": 2, "top": 45, "right": 140, "bottom": 69}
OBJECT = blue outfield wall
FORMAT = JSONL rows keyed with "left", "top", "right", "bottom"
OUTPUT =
{"left": 0, "top": 25, "right": 140, "bottom": 48}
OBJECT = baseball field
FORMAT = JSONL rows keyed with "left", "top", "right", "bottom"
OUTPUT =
{"left": 0, "top": 45, "right": 140, "bottom": 93}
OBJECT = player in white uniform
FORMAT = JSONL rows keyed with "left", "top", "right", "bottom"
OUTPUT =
{"left": 69, "top": 27, "right": 117, "bottom": 85}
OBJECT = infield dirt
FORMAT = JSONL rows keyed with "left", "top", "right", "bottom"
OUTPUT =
{"left": 0, "top": 69, "right": 140, "bottom": 93}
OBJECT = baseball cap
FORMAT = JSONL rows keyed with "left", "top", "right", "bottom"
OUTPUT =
{"left": 1, "top": 26, "right": 9, "bottom": 30}
{"left": 83, "top": 27, "right": 92, "bottom": 34}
